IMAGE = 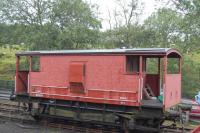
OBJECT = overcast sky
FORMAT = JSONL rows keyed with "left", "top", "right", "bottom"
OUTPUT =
{"left": 87, "top": 0, "right": 168, "bottom": 30}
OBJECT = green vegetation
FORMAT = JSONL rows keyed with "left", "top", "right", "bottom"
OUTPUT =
{"left": 0, "top": 0, "right": 199, "bottom": 98}
{"left": 182, "top": 53, "right": 200, "bottom": 98}
{"left": 0, "top": 45, "right": 26, "bottom": 80}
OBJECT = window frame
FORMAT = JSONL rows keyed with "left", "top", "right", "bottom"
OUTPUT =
{"left": 31, "top": 56, "right": 40, "bottom": 72}
{"left": 145, "top": 57, "right": 159, "bottom": 74}
{"left": 167, "top": 57, "right": 181, "bottom": 74}
{"left": 19, "top": 56, "right": 30, "bottom": 72}
{"left": 125, "top": 55, "right": 140, "bottom": 75}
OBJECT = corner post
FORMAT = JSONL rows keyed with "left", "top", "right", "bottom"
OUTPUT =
{"left": 139, "top": 56, "right": 143, "bottom": 102}
{"left": 29, "top": 56, "right": 32, "bottom": 72}
{"left": 158, "top": 58, "right": 160, "bottom": 94}
{"left": 163, "top": 56, "right": 167, "bottom": 107}
{"left": 179, "top": 57, "right": 182, "bottom": 74}
{"left": 15, "top": 56, "right": 20, "bottom": 94}
{"left": 28, "top": 56, "right": 32, "bottom": 94}
{"left": 16, "top": 56, "right": 20, "bottom": 73}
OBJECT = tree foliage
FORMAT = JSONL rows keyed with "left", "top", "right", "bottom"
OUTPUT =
{"left": 0, "top": 0, "right": 101, "bottom": 50}
{"left": 144, "top": 8, "right": 183, "bottom": 48}
{"left": 173, "top": 0, "right": 200, "bottom": 52}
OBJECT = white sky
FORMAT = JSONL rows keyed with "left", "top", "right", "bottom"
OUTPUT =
{"left": 87, "top": 0, "right": 168, "bottom": 30}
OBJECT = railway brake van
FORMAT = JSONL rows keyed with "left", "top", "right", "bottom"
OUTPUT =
{"left": 14, "top": 48, "right": 182, "bottom": 132}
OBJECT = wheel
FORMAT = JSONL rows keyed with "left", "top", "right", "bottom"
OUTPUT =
{"left": 119, "top": 117, "right": 130, "bottom": 133}
{"left": 31, "top": 114, "right": 42, "bottom": 121}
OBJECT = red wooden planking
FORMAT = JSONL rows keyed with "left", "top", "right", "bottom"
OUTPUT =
{"left": 69, "top": 62, "right": 85, "bottom": 83}
{"left": 164, "top": 74, "right": 181, "bottom": 109}
{"left": 16, "top": 71, "right": 28, "bottom": 94}
{"left": 27, "top": 55, "right": 140, "bottom": 106}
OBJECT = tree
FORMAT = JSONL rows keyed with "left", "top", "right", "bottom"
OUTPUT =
{"left": 144, "top": 8, "right": 183, "bottom": 49}
{"left": 52, "top": 0, "right": 101, "bottom": 49}
{"left": 0, "top": 0, "right": 53, "bottom": 25}
{"left": 0, "top": 0, "right": 101, "bottom": 50}
{"left": 172, "top": 0, "right": 200, "bottom": 52}
{"left": 114, "top": 0, "right": 143, "bottom": 47}
{"left": 102, "top": 0, "right": 143, "bottom": 48}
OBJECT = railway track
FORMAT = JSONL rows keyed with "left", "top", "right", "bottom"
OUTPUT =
{"left": 40, "top": 120, "right": 119, "bottom": 133}
{"left": 0, "top": 100, "right": 35, "bottom": 124}
{"left": 0, "top": 89, "right": 12, "bottom": 100}
{"left": 40, "top": 119, "right": 194, "bottom": 133}
{"left": 0, "top": 99, "right": 120, "bottom": 133}
{"left": 0, "top": 99, "right": 197, "bottom": 133}
{"left": 162, "top": 126, "right": 192, "bottom": 133}
{"left": 34, "top": 113, "right": 196, "bottom": 133}
{"left": 39, "top": 113, "right": 121, "bottom": 133}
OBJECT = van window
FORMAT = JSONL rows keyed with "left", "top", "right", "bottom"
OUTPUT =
{"left": 126, "top": 55, "right": 139, "bottom": 73}
{"left": 19, "top": 56, "right": 29, "bottom": 71}
{"left": 32, "top": 56, "right": 40, "bottom": 72}
{"left": 167, "top": 58, "right": 180, "bottom": 74}
{"left": 146, "top": 58, "right": 158, "bottom": 74}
